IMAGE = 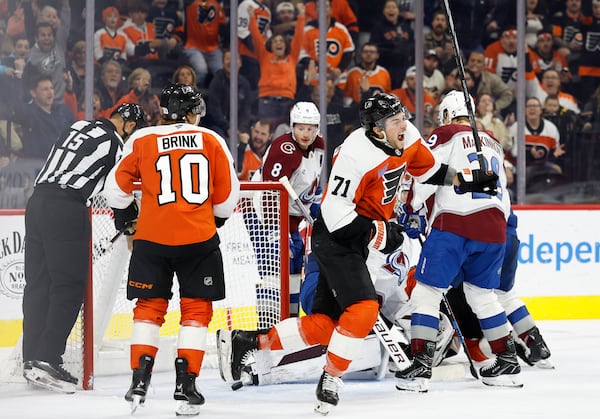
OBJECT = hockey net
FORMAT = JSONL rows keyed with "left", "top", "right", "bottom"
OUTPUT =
{"left": 0, "top": 182, "right": 289, "bottom": 389}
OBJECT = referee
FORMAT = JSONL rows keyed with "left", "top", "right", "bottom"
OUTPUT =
{"left": 22, "top": 103, "right": 145, "bottom": 393}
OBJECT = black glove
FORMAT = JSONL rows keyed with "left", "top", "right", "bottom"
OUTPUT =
{"left": 456, "top": 169, "right": 499, "bottom": 196}
{"left": 215, "top": 216, "right": 227, "bottom": 228}
{"left": 134, "top": 41, "right": 151, "bottom": 56}
{"left": 112, "top": 201, "right": 139, "bottom": 235}
{"left": 368, "top": 220, "right": 405, "bottom": 254}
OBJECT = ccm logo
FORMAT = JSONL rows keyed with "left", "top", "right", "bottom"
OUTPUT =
{"left": 128, "top": 280, "right": 153, "bottom": 289}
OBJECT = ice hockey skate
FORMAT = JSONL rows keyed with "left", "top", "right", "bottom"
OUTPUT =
{"left": 395, "top": 341, "right": 435, "bottom": 393}
{"left": 514, "top": 327, "right": 553, "bottom": 369}
{"left": 480, "top": 337, "right": 523, "bottom": 388}
{"left": 216, "top": 329, "right": 258, "bottom": 384}
{"left": 173, "top": 358, "right": 205, "bottom": 416}
{"left": 124, "top": 355, "right": 154, "bottom": 413}
{"left": 23, "top": 360, "right": 77, "bottom": 394}
{"left": 314, "top": 371, "right": 343, "bottom": 415}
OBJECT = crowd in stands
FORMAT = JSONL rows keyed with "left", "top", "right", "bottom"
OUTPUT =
{"left": 1, "top": 0, "right": 599, "bottom": 207}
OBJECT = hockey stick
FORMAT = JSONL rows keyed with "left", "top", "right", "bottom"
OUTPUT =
{"left": 279, "top": 176, "right": 314, "bottom": 226}
{"left": 441, "top": 0, "right": 487, "bottom": 176}
{"left": 441, "top": 293, "right": 479, "bottom": 379}
{"left": 279, "top": 176, "right": 412, "bottom": 370}
{"left": 414, "top": 233, "right": 479, "bottom": 379}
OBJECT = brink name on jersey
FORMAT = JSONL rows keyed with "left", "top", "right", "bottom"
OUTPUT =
{"left": 158, "top": 134, "right": 200, "bottom": 151}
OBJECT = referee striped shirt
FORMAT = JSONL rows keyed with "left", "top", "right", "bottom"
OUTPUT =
{"left": 35, "top": 118, "right": 124, "bottom": 204}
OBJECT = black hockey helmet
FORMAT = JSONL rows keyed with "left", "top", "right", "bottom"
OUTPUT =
{"left": 160, "top": 83, "right": 206, "bottom": 121}
{"left": 112, "top": 103, "right": 145, "bottom": 129}
{"left": 360, "top": 93, "right": 409, "bottom": 132}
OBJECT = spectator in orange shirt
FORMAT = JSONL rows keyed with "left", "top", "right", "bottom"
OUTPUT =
{"left": 107, "top": 67, "right": 161, "bottom": 126}
{"left": 390, "top": 66, "right": 435, "bottom": 115}
{"left": 305, "top": 0, "right": 359, "bottom": 45}
{"left": 238, "top": 119, "right": 273, "bottom": 181}
{"left": 250, "top": 2, "right": 305, "bottom": 128}
{"left": 94, "top": 6, "right": 127, "bottom": 66}
{"left": 343, "top": 42, "right": 391, "bottom": 106}
{"left": 183, "top": 0, "right": 227, "bottom": 89}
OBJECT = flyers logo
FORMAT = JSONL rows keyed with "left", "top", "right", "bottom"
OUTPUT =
{"left": 197, "top": 4, "right": 217, "bottom": 24}
{"left": 380, "top": 165, "right": 405, "bottom": 205}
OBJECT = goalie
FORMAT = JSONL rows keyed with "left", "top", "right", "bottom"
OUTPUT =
{"left": 216, "top": 243, "right": 456, "bottom": 388}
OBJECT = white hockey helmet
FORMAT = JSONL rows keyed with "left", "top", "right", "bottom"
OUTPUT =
{"left": 438, "top": 90, "right": 475, "bottom": 126}
{"left": 290, "top": 101, "right": 320, "bottom": 143}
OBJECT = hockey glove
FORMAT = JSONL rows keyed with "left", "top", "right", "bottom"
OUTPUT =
{"left": 397, "top": 204, "right": 426, "bottom": 240}
{"left": 112, "top": 201, "right": 139, "bottom": 235}
{"left": 456, "top": 169, "right": 498, "bottom": 196}
{"left": 368, "top": 220, "right": 404, "bottom": 254}
{"left": 215, "top": 216, "right": 227, "bottom": 228}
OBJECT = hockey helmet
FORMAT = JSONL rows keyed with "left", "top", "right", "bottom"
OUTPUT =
{"left": 160, "top": 83, "right": 206, "bottom": 122}
{"left": 438, "top": 90, "right": 475, "bottom": 126}
{"left": 360, "top": 93, "right": 409, "bottom": 132}
{"left": 112, "top": 103, "right": 145, "bottom": 129}
{"left": 290, "top": 101, "right": 320, "bottom": 144}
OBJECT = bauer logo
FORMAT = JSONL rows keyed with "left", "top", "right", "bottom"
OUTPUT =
{"left": 0, "top": 231, "right": 26, "bottom": 299}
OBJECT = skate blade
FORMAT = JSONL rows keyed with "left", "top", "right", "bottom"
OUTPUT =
{"left": 395, "top": 377, "right": 429, "bottom": 393}
{"left": 534, "top": 359, "right": 554, "bottom": 369}
{"left": 130, "top": 394, "right": 144, "bottom": 414}
{"left": 25, "top": 370, "right": 76, "bottom": 394}
{"left": 216, "top": 329, "right": 234, "bottom": 382}
{"left": 481, "top": 375, "right": 523, "bottom": 388}
{"left": 314, "top": 400, "right": 335, "bottom": 415}
{"left": 175, "top": 400, "right": 201, "bottom": 416}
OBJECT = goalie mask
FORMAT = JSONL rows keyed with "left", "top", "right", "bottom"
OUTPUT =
{"left": 160, "top": 83, "right": 206, "bottom": 125}
{"left": 360, "top": 93, "right": 411, "bottom": 151}
{"left": 438, "top": 90, "right": 475, "bottom": 126}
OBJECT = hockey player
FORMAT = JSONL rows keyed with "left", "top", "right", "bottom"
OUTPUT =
{"left": 103, "top": 84, "right": 239, "bottom": 415}
{"left": 251, "top": 101, "right": 325, "bottom": 317}
{"left": 22, "top": 103, "right": 145, "bottom": 394}
{"left": 395, "top": 90, "right": 520, "bottom": 392}
{"left": 218, "top": 93, "right": 497, "bottom": 414}
{"left": 217, "top": 246, "right": 456, "bottom": 387}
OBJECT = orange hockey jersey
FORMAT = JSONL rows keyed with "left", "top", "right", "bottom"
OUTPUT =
{"left": 184, "top": 0, "right": 226, "bottom": 53}
{"left": 344, "top": 65, "right": 391, "bottom": 104}
{"left": 103, "top": 123, "right": 240, "bottom": 246}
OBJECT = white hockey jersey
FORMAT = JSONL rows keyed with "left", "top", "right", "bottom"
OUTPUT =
{"left": 412, "top": 124, "right": 510, "bottom": 244}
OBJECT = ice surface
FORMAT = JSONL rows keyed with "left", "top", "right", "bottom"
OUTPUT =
{"left": 1, "top": 320, "right": 599, "bottom": 419}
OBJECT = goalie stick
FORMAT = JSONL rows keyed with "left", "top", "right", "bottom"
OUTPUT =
{"left": 278, "top": 176, "right": 412, "bottom": 371}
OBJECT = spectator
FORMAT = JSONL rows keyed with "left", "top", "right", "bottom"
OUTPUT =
{"left": 237, "top": 0, "right": 272, "bottom": 88}
{"left": 575, "top": 0, "right": 600, "bottom": 104}
{"left": 182, "top": 0, "right": 227, "bottom": 89}
{"left": 238, "top": 119, "right": 273, "bottom": 181}
{"left": 66, "top": 40, "right": 86, "bottom": 108}
{"left": 581, "top": 84, "right": 600, "bottom": 136}
{"left": 422, "top": 49, "right": 445, "bottom": 102}
{"left": 509, "top": 96, "right": 566, "bottom": 187}
{"left": 96, "top": 60, "right": 129, "bottom": 112}
{"left": 121, "top": 0, "right": 177, "bottom": 64}
{"left": 305, "top": 0, "right": 359, "bottom": 45}
{"left": 250, "top": 2, "right": 305, "bottom": 128}
{"left": 475, "top": 92, "right": 511, "bottom": 153}
{"left": 525, "top": 0, "right": 550, "bottom": 48}
{"left": 308, "top": 74, "right": 359, "bottom": 172}
{"left": 271, "top": 1, "right": 298, "bottom": 37}
{"left": 111, "top": 67, "right": 161, "bottom": 126}
{"left": 172, "top": 64, "right": 198, "bottom": 89}
{"left": 551, "top": 0, "right": 585, "bottom": 58}
{"left": 528, "top": 68, "right": 581, "bottom": 114}
{"left": 467, "top": 50, "right": 514, "bottom": 116}
{"left": 424, "top": 9, "right": 454, "bottom": 73}
{"left": 94, "top": 6, "right": 128, "bottom": 66}
{"left": 445, "top": 0, "right": 495, "bottom": 55}
{"left": 2, "top": 35, "right": 29, "bottom": 77}
{"left": 343, "top": 42, "right": 391, "bottom": 107}
{"left": 369, "top": 0, "right": 413, "bottom": 89}
{"left": 530, "top": 28, "right": 570, "bottom": 79}
{"left": 300, "top": 0, "right": 354, "bottom": 83}
{"left": 390, "top": 66, "right": 435, "bottom": 115}
{"left": 421, "top": 114, "right": 436, "bottom": 141}
{"left": 9, "top": 74, "right": 75, "bottom": 159}
{"left": 24, "top": 21, "right": 69, "bottom": 104}
{"left": 204, "top": 48, "right": 255, "bottom": 156}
